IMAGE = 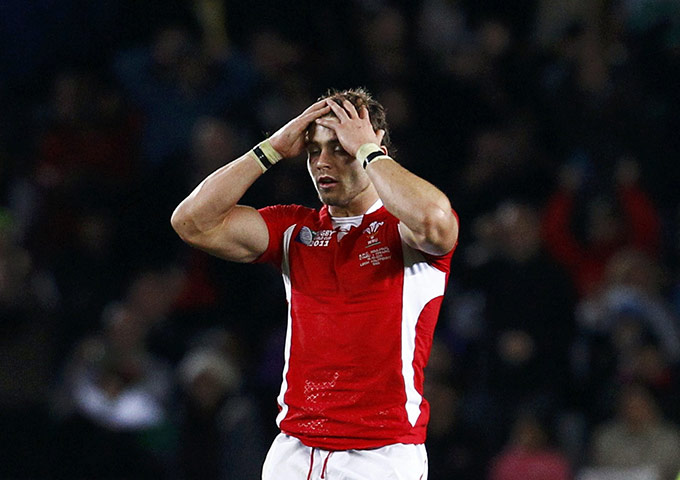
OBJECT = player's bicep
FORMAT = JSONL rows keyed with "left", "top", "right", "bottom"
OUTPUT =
{"left": 192, "top": 205, "right": 269, "bottom": 263}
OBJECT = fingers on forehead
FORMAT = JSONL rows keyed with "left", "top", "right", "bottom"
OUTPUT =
{"left": 304, "top": 99, "right": 332, "bottom": 113}
{"left": 327, "top": 96, "right": 357, "bottom": 111}
{"left": 304, "top": 105, "right": 331, "bottom": 120}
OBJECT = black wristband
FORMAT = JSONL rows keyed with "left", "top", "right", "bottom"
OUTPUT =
{"left": 253, "top": 145, "right": 275, "bottom": 170}
{"left": 363, "top": 150, "right": 386, "bottom": 169}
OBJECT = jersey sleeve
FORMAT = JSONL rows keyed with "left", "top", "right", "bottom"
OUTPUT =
{"left": 422, "top": 243, "right": 456, "bottom": 273}
{"left": 253, "top": 204, "right": 309, "bottom": 267}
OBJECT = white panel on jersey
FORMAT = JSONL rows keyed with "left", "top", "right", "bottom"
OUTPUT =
{"left": 401, "top": 240, "right": 447, "bottom": 426}
{"left": 276, "top": 224, "right": 297, "bottom": 427}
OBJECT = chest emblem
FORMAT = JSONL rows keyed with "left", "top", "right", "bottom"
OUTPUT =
{"left": 362, "top": 221, "right": 384, "bottom": 248}
{"left": 359, "top": 221, "right": 391, "bottom": 266}
{"left": 296, "top": 227, "right": 335, "bottom": 247}
{"left": 362, "top": 221, "right": 384, "bottom": 236}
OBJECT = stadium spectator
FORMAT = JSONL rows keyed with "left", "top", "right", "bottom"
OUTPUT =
{"left": 456, "top": 201, "right": 576, "bottom": 437}
{"left": 542, "top": 159, "right": 661, "bottom": 297}
{"left": 175, "top": 339, "right": 267, "bottom": 479}
{"left": 588, "top": 383, "right": 680, "bottom": 480}
{"left": 488, "top": 412, "right": 572, "bottom": 480}
{"left": 113, "top": 24, "right": 257, "bottom": 166}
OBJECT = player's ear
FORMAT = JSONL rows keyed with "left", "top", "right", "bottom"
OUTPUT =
{"left": 376, "top": 129, "right": 386, "bottom": 148}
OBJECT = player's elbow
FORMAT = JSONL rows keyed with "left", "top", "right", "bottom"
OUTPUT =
{"left": 170, "top": 203, "right": 199, "bottom": 244}
{"left": 421, "top": 205, "right": 458, "bottom": 254}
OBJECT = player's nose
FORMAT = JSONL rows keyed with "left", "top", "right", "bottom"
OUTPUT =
{"left": 316, "top": 148, "right": 334, "bottom": 169}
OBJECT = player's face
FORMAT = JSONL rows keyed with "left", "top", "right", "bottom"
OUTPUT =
{"left": 306, "top": 124, "right": 372, "bottom": 210}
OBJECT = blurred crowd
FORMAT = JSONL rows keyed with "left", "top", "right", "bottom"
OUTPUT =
{"left": 1, "top": 0, "right": 680, "bottom": 479}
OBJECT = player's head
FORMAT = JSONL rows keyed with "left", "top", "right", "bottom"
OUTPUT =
{"left": 316, "top": 87, "right": 391, "bottom": 149}
{"left": 305, "top": 88, "right": 388, "bottom": 214}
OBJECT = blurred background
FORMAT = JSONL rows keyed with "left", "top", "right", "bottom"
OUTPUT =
{"left": 1, "top": 0, "right": 680, "bottom": 479}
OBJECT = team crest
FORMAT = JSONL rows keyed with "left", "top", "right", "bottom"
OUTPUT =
{"left": 362, "top": 221, "right": 384, "bottom": 235}
{"left": 363, "top": 221, "right": 384, "bottom": 248}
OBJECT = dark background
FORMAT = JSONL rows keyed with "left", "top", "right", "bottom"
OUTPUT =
{"left": 1, "top": 0, "right": 680, "bottom": 478}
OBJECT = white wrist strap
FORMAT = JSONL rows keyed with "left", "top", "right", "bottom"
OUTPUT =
{"left": 356, "top": 143, "right": 390, "bottom": 169}
{"left": 250, "top": 139, "right": 283, "bottom": 173}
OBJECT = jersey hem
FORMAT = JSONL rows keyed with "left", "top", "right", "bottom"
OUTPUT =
{"left": 284, "top": 430, "right": 427, "bottom": 451}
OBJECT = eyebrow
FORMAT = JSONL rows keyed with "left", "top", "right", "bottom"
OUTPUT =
{"left": 305, "top": 138, "right": 342, "bottom": 148}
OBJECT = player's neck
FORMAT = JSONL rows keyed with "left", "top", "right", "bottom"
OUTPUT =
{"left": 327, "top": 187, "right": 379, "bottom": 218}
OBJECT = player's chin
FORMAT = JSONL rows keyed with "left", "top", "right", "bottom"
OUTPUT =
{"left": 318, "top": 191, "right": 344, "bottom": 207}
{"left": 317, "top": 192, "right": 334, "bottom": 205}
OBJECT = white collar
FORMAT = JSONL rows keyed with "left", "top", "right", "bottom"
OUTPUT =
{"left": 330, "top": 199, "right": 383, "bottom": 223}
{"left": 365, "top": 199, "right": 383, "bottom": 215}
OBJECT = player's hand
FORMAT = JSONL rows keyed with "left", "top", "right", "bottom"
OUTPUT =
{"left": 268, "top": 100, "right": 331, "bottom": 159}
{"left": 315, "top": 99, "right": 384, "bottom": 157}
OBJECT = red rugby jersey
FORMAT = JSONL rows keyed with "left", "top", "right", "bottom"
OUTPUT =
{"left": 255, "top": 202, "right": 456, "bottom": 450}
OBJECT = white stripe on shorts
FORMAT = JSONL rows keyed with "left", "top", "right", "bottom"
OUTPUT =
{"left": 261, "top": 433, "right": 428, "bottom": 480}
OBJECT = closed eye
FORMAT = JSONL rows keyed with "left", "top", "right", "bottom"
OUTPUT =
{"left": 307, "top": 146, "right": 348, "bottom": 157}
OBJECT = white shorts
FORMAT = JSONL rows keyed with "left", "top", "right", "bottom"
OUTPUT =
{"left": 261, "top": 433, "right": 428, "bottom": 480}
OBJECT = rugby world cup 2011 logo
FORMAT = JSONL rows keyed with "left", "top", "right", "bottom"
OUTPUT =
{"left": 296, "top": 226, "right": 334, "bottom": 247}
{"left": 296, "top": 226, "right": 315, "bottom": 246}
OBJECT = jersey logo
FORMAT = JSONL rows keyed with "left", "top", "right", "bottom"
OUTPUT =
{"left": 296, "top": 226, "right": 315, "bottom": 246}
{"left": 363, "top": 221, "right": 384, "bottom": 248}
{"left": 295, "top": 226, "right": 335, "bottom": 247}
{"left": 362, "top": 221, "right": 384, "bottom": 235}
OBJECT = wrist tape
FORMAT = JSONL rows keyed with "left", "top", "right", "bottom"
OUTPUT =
{"left": 250, "top": 139, "right": 283, "bottom": 173}
{"left": 356, "top": 143, "right": 390, "bottom": 169}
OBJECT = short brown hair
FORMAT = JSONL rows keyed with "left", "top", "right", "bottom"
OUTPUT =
{"left": 318, "top": 87, "right": 391, "bottom": 149}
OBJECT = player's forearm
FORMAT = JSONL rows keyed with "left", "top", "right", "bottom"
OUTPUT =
{"left": 366, "top": 157, "right": 457, "bottom": 251}
{"left": 171, "top": 152, "right": 262, "bottom": 241}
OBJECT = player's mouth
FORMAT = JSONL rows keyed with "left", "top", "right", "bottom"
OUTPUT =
{"left": 318, "top": 175, "right": 339, "bottom": 190}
